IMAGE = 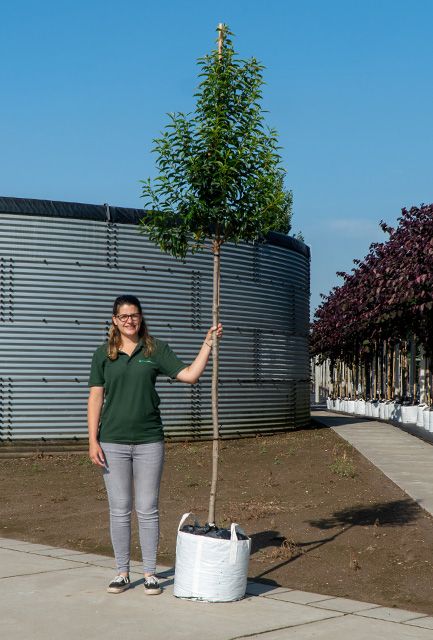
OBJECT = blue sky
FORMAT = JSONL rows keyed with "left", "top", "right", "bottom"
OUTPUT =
{"left": 1, "top": 0, "right": 433, "bottom": 314}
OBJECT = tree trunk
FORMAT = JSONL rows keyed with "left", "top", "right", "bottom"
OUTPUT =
{"left": 420, "top": 345, "right": 426, "bottom": 404}
{"left": 387, "top": 342, "right": 394, "bottom": 400}
{"left": 409, "top": 336, "right": 416, "bottom": 400}
{"left": 378, "top": 340, "right": 385, "bottom": 400}
{"left": 336, "top": 361, "right": 340, "bottom": 396}
{"left": 394, "top": 343, "right": 400, "bottom": 398}
{"left": 208, "top": 238, "right": 221, "bottom": 525}
{"left": 368, "top": 357, "right": 371, "bottom": 399}
{"left": 208, "top": 23, "right": 225, "bottom": 526}
{"left": 331, "top": 361, "right": 336, "bottom": 397}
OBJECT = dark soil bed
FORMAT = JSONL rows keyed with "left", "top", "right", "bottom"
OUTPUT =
{"left": 2, "top": 425, "right": 433, "bottom": 614}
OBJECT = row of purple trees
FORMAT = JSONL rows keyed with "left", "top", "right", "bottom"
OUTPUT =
{"left": 311, "top": 204, "right": 433, "bottom": 402}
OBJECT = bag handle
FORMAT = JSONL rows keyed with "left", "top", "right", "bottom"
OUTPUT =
{"left": 230, "top": 523, "right": 246, "bottom": 541}
{"left": 229, "top": 523, "right": 247, "bottom": 565}
{"left": 178, "top": 512, "right": 199, "bottom": 532}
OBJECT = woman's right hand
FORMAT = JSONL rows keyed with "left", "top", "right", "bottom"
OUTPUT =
{"left": 89, "top": 441, "right": 106, "bottom": 467}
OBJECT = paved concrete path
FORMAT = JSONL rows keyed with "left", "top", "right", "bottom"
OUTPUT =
{"left": 312, "top": 409, "right": 433, "bottom": 518}
{"left": 2, "top": 537, "right": 433, "bottom": 639}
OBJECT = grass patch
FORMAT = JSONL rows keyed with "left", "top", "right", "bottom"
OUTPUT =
{"left": 330, "top": 451, "right": 356, "bottom": 478}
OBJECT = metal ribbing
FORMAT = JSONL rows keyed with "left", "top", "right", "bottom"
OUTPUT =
{"left": 0, "top": 212, "right": 310, "bottom": 441}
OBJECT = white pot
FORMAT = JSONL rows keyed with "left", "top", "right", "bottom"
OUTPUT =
{"left": 371, "top": 401, "right": 380, "bottom": 418}
{"left": 390, "top": 403, "right": 402, "bottom": 422}
{"left": 386, "top": 401, "right": 396, "bottom": 420}
{"left": 174, "top": 513, "right": 250, "bottom": 602}
{"left": 429, "top": 410, "right": 433, "bottom": 433}
{"left": 365, "top": 401, "right": 372, "bottom": 417}
{"left": 355, "top": 400, "right": 366, "bottom": 416}
{"left": 347, "top": 400, "right": 355, "bottom": 414}
{"left": 401, "top": 405, "right": 418, "bottom": 425}
{"left": 417, "top": 404, "right": 427, "bottom": 427}
{"left": 424, "top": 409, "right": 430, "bottom": 431}
{"left": 335, "top": 398, "right": 341, "bottom": 411}
{"left": 379, "top": 402, "right": 387, "bottom": 420}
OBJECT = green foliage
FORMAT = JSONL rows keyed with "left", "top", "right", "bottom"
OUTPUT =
{"left": 140, "top": 25, "right": 292, "bottom": 258}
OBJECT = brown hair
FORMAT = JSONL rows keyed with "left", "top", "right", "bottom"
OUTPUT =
{"left": 107, "top": 295, "right": 154, "bottom": 360}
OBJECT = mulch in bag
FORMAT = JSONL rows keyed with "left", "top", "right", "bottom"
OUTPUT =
{"left": 173, "top": 512, "right": 251, "bottom": 602}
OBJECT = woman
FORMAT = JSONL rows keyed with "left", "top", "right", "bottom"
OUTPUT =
{"left": 88, "top": 294, "right": 222, "bottom": 595}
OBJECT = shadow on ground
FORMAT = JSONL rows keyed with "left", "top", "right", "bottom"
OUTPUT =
{"left": 252, "top": 499, "right": 420, "bottom": 579}
{"left": 309, "top": 498, "right": 421, "bottom": 530}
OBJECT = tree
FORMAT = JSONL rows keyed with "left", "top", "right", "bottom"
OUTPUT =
{"left": 140, "top": 24, "right": 292, "bottom": 525}
{"left": 311, "top": 203, "right": 433, "bottom": 402}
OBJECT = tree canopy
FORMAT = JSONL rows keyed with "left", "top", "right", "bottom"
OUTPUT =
{"left": 139, "top": 25, "right": 292, "bottom": 258}
{"left": 311, "top": 203, "right": 433, "bottom": 362}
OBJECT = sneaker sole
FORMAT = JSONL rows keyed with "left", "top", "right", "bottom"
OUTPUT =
{"left": 107, "top": 585, "right": 130, "bottom": 594}
{"left": 144, "top": 587, "right": 162, "bottom": 595}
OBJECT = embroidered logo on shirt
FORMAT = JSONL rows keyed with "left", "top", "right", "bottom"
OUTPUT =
{"left": 138, "top": 359, "right": 153, "bottom": 364}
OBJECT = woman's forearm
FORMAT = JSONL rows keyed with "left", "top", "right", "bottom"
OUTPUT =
{"left": 87, "top": 387, "right": 104, "bottom": 442}
{"left": 87, "top": 387, "right": 106, "bottom": 467}
{"left": 177, "top": 340, "right": 213, "bottom": 384}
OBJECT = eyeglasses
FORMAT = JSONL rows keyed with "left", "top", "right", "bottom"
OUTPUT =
{"left": 116, "top": 313, "right": 142, "bottom": 323}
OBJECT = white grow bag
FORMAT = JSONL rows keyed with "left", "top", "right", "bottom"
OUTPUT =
{"left": 347, "top": 400, "right": 355, "bottom": 414}
{"left": 365, "top": 401, "right": 372, "bottom": 417}
{"left": 173, "top": 513, "right": 251, "bottom": 602}
{"left": 429, "top": 410, "right": 433, "bottom": 433}
{"left": 355, "top": 400, "right": 366, "bottom": 416}
{"left": 401, "top": 405, "right": 418, "bottom": 425}
{"left": 390, "top": 403, "right": 402, "bottom": 422}
{"left": 417, "top": 404, "right": 427, "bottom": 428}
{"left": 379, "top": 402, "right": 387, "bottom": 420}
{"left": 386, "top": 401, "right": 396, "bottom": 420}
{"left": 371, "top": 401, "right": 380, "bottom": 418}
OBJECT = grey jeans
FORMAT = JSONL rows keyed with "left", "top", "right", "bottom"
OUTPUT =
{"left": 100, "top": 441, "right": 164, "bottom": 575}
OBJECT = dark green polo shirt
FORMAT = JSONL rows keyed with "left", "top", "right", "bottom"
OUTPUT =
{"left": 88, "top": 338, "right": 186, "bottom": 444}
